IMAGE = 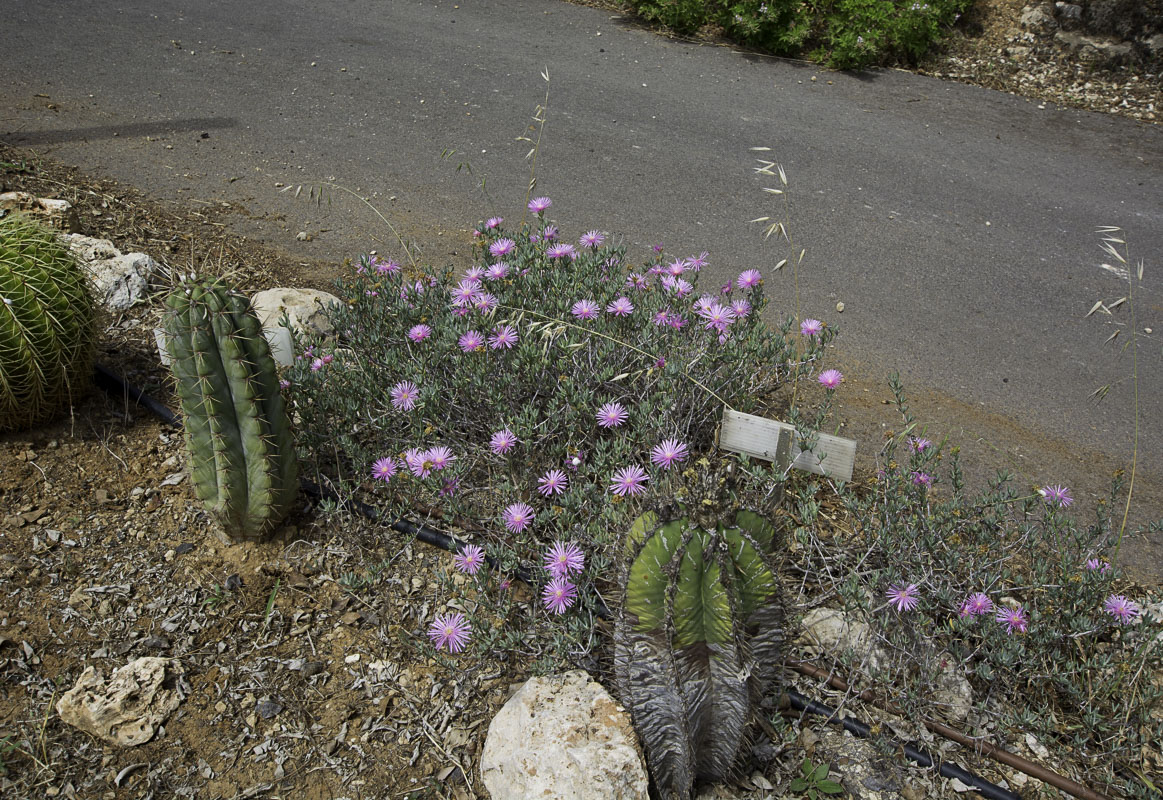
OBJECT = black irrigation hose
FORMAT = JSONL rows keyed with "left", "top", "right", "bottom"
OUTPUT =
{"left": 95, "top": 363, "right": 1025, "bottom": 800}
{"left": 786, "top": 689, "right": 1022, "bottom": 800}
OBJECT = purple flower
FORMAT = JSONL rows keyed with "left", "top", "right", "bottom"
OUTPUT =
{"left": 459, "top": 330, "right": 485, "bottom": 352}
{"left": 698, "top": 303, "right": 735, "bottom": 332}
{"left": 474, "top": 292, "right": 499, "bottom": 312}
{"left": 1085, "top": 558, "right": 1111, "bottom": 572}
{"left": 489, "top": 238, "right": 516, "bottom": 258}
{"left": 439, "top": 477, "right": 460, "bottom": 497}
{"left": 959, "top": 592, "right": 994, "bottom": 618}
{"left": 425, "top": 446, "right": 456, "bottom": 471}
{"left": 454, "top": 544, "right": 486, "bottom": 575}
{"left": 693, "top": 295, "right": 716, "bottom": 316}
{"left": 652, "top": 309, "right": 671, "bottom": 327}
{"left": 626, "top": 272, "right": 649, "bottom": 290}
{"left": 996, "top": 605, "right": 1029, "bottom": 635}
{"left": 607, "top": 297, "right": 635, "bottom": 317}
{"left": 730, "top": 299, "right": 751, "bottom": 318}
{"left": 885, "top": 583, "right": 920, "bottom": 612}
{"left": 596, "top": 402, "right": 629, "bottom": 428}
{"left": 538, "top": 469, "right": 569, "bottom": 497}
{"left": 372, "top": 457, "right": 397, "bottom": 482}
{"left": 407, "top": 324, "right": 432, "bottom": 343}
{"left": 310, "top": 357, "right": 324, "bottom": 372}
{"left": 542, "top": 577, "right": 578, "bottom": 614}
{"left": 428, "top": 612, "right": 471, "bottom": 653}
{"left": 571, "top": 299, "right": 599, "bottom": 320}
{"left": 391, "top": 381, "right": 420, "bottom": 411}
{"left": 485, "top": 216, "right": 504, "bottom": 230}
{"left": 579, "top": 230, "right": 605, "bottom": 248}
{"left": 666, "top": 259, "right": 687, "bottom": 277}
{"left": 1104, "top": 594, "right": 1140, "bottom": 624}
{"left": 818, "top": 369, "right": 843, "bottom": 389}
{"left": 463, "top": 266, "right": 485, "bottom": 282}
{"left": 490, "top": 429, "right": 518, "bottom": 454}
{"left": 650, "top": 439, "right": 689, "bottom": 469}
{"left": 609, "top": 464, "right": 649, "bottom": 496}
{"left": 908, "top": 436, "right": 932, "bottom": 453}
{"left": 528, "top": 196, "right": 552, "bottom": 214}
{"left": 280, "top": 379, "right": 291, "bottom": 390}
{"left": 485, "top": 261, "right": 510, "bottom": 281}
{"left": 564, "top": 449, "right": 585, "bottom": 471}
{"left": 911, "top": 471, "right": 933, "bottom": 488}
{"left": 687, "top": 251, "right": 709, "bottom": 270}
{"left": 489, "top": 324, "right": 518, "bottom": 349}
{"left": 502, "top": 502, "right": 535, "bottom": 533}
{"left": 800, "top": 318, "right": 823, "bottom": 337}
{"left": 404, "top": 447, "right": 432, "bottom": 478}
{"left": 1039, "top": 484, "right": 1073, "bottom": 508}
{"left": 654, "top": 356, "right": 666, "bottom": 369}
{"left": 736, "top": 269, "right": 763, "bottom": 289}
{"left": 544, "top": 541, "right": 585, "bottom": 578}
{"left": 667, "top": 315, "right": 687, "bottom": 330}
{"left": 373, "top": 256, "right": 401, "bottom": 275}
{"left": 451, "top": 279, "right": 481, "bottom": 307}
{"left": 547, "top": 243, "right": 576, "bottom": 260}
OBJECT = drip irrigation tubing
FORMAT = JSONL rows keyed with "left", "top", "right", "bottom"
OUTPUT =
{"left": 94, "top": 362, "right": 1113, "bottom": 800}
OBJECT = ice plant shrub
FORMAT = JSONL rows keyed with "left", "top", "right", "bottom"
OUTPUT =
{"left": 0, "top": 213, "right": 97, "bottom": 432}
{"left": 163, "top": 276, "right": 298, "bottom": 542}
{"left": 287, "top": 205, "right": 821, "bottom": 590}
{"left": 615, "top": 485, "right": 785, "bottom": 800}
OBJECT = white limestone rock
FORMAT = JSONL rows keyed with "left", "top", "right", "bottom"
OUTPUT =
{"left": 0, "top": 191, "right": 80, "bottom": 232}
{"left": 62, "top": 233, "right": 121, "bottom": 263}
{"left": 86, "top": 252, "right": 157, "bottom": 310}
{"left": 250, "top": 287, "right": 341, "bottom": 337}
{"left": 56, "top": 657, "right": 185, "bottom": 747}
{"left": 480, "top": 670, "right": 649, "bottom": 800}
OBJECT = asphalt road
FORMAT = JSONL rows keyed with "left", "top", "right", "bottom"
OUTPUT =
{"left": 3, "top": 0, "right": 1161, "bottom": 573}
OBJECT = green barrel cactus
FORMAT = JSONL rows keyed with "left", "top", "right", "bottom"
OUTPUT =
{"left": 0, "top": 213, "right": 97, "bottom": 432}
{"left": 615, "top": 503, "right": 785, "bottom": 800}
{"left": 163, "top": 277, "right": 298, "bottom": 541}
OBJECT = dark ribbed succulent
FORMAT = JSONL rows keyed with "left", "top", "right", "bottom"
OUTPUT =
{"left": 0, "top": 213, "right": 97, "bottom": 432}
{"left": 163, "top": 277, "right": 298, "bottom": 541}
{"left": 615, "top": 483, "right": 785, "bottom": 800}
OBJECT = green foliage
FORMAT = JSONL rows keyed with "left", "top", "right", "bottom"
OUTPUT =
{"left": 789, "top": 758, "right": 845, "bottom": 798}
{"left": 163, "top": 277, "right": 299, "bottom": 541}
{"left": 625, "top": 0, "right": 971, "bottom": 68}
{"left": 615, "top": 483, "right": 785, "bottom": 800}
{"left": 0, "top": 213, "right": 97, "bottom": 432}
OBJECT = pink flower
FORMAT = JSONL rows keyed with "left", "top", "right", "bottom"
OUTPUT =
{"left": 996, "top": 605, "right": 1029, "bottom": 634}
{"left": 800, "top": 318, "right": 823, "bottom": 337}
{"left": 544, "top": 541, "right": 585, "bottom": 578}
{"left": 609, "top": 465, "right": 649, "bottom": 496}
{"left": 908, "top": 436, "right": 932, "bottom": 453}
{"left": 687, "top": 251, "right": 709, "bottom": 270}
{"left": 912, "top": 471, "right": 933, "bottom": 488}
{"left": 736, "top": 269, "right": 762, "bottom": 289}
{"left": 485, "top": 216, "right": 504, "bottom": 229}
{"left": 1104, "top": 594, "right": 1140, "bottom": 624}
{"left": 451, "top": 279, "right": 481, "bottom": 307}
{"left": 439, "top": 477, "right": 460, "bottom": 497}
{"left": 425, "top": 446, "right": 456, "bottom": 471}
{"left": 489, "top": 325, "right": 518, "bottom": 349}
{"left": 652, "top": 309, "right": 671, "bottom": 327}
{"left": 404, "top": 447, "right": 432, "bottom": 477}
{"left": 391, "top": 381, "right": 420, "bottom": 411}
{"left": 474, "top": 293, "right": 499, "bottom": 313}
{"left": 571, "top": 299, "right": 599, "bottom": 320}
{"left": 502, "top": 502, "right": 535, "bottom": 533}
{"left": 459, "top": 330, "right": 485, "bottom": 352}
{"left": 607, "top": 297, "right": 635, "bottom": 317}
{"left": 650, "top": 439, "right": 689, "bottom": 469}
{"left": 373, "top": 256, "right": 401, "bottom": 275}
{"left": 818, "top": 369, "right": 843, "bottom": 389}
{"left": 372, "top": 457, "right": 397, "bottom": 481}
{"left": 454, "top": 544, "right": 486, "bottom": 575}
{"left": 730, "top": 299, "right": 751, "bottom": 318}
{"left": 528, "top": 196, "right": 552, "bottom": 214}
{"left": 579, "top": 230, "right": 605, "bottom": 248}
{"left": 698, "top": 303, "right": 735, "bottom": 332}
{"left": 959, "top": 592, "right": 994, "bottom": 618}
{"left": 542, "top": 577, "right": 578, "bottom": 614}
{"left": 547, "top": 243, "right": 576, "bottom": 260}
{"left": 538, "top": 469, "right": 569, "bottom": 496}
{"left": 1039, "top": 484, "right": 1073, "bottom": 508}
{"left": 626, "top": 273, "right": 649, "bottom": 290}
{"left": 596, "top": 402, "right": 628, "bottom": 428}
{"left": 666, "top": 259, "right": 687, "bottom": 277}
{"left": 485, "top": 262, "right": 510, "bottom": 280}
{"left": 489, "top": 238, "right": 516, "bottom": 258}
{"left": 490, "top": 429, "right": 518, "bottom": 454}
{"left": 428, "top": 612, "right": 471, "bottom": 653}
{"left": 1085, "top": 558, "right": 1111, "bottom": 572}
{"left": 885, "top": 583, "right": 920, "bottom": 612}
{"left": 407, "top": 324, "right": 432, "bottom": 343}
{"left": 310, "top": 357, "right": 324, "bottom": 371}
{"left": 564, "top": 449, "right": 585, "bottom": 471}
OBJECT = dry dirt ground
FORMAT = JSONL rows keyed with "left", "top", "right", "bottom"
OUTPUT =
{"left": 2, "top": 4, "right": 1161, "bottom": 800}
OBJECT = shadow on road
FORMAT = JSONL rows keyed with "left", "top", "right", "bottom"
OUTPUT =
{"left": 3, "top": 117, "right": 237, "bottom": 146}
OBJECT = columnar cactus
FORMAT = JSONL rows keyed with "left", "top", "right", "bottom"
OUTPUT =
{"left": 615, "top": 501, "right": 785, "bottom": 800}
{"left": 163, "top": 277, "right": 298, "bottom": 541}
{"left": 0, "top": 213, "right": 96, "bottom": 432}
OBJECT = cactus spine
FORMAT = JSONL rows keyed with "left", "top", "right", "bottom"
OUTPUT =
{"left": 163, "top": 277, "right": 298, "bottom": 541}
{"left": 0, "top": 213, "right": 97, "bottom": 432}
{"left": 615, "top": 506, "right": 784, "bottom": 800}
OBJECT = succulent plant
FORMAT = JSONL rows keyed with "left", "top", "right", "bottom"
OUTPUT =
{"left": 0, "top": 213, "right": 97, "bottom": 432}
{"left": 163, "top": 277, "right": 298, "bottom": 541}
{"left": 615, "top": 491, "right": 785, "bottom": 800}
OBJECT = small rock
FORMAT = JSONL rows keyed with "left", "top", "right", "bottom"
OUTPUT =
{"left": 174, "top": 542, "right": 195, "bottom": 555}
{"left": 0, "top": 192, "right": 81, "bottom": 232}
{"left": 56, "top": 657, "right": 184, "bottom": 747}
{"left": 62, "top": 233, "right": 121, "bottom": 263}
{"left": 481, "top": 670, "right": 649, "bottom": 800}
{"left": 256, "top": 700, "right": 283, "bottom": 719}
{"left": 300, "top": 661, "right": 326, "bottom": 678}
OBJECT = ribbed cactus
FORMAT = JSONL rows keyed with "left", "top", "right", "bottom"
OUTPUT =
{"left": 615, "top": 498, "right": 785, "bottom": 800}
{"left": 0, "top": 213, "right": 97, "bottom": 432}
{"left": 163, "top": 277, "right": 298, "bottom": 541}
